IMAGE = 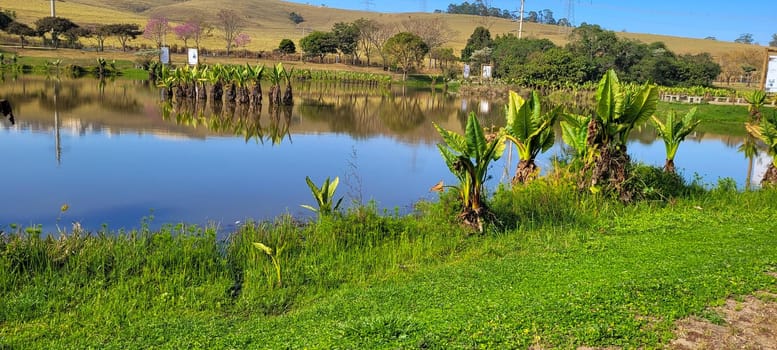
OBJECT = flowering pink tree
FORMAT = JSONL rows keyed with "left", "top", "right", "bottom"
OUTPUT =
{"left": 173, "top": 22, "right": 197, "bottom": 48}
{"left": 143, "top": 15, "right": 169, "bottom": 49}
{"left": 234, "top": 33, "right": 251, "bottom": 51}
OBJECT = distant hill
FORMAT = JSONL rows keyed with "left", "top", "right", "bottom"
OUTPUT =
{"left": 3, "top": 0, "right": 761, "bottom": 56}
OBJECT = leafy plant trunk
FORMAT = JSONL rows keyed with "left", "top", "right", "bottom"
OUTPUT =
{"left": 664, "top": 159, "right": 676, "bottom": 174}
{"left": 282, "top": 84, "right": 293, "bottom": 106}
{"left": 269, "top": 85, "right": 281, "bottom": 105}
{"left": 762, "top": 163, "right": 777, "bottom": 185}
{"left": 211, "top": 81, "right": 224, "bottom": 102}
{"left": 460, "top": 187, "right": 487, "bottom": 233}
{"left": 512, "top": 160, "right": 539, "bottom": 185}
{"left": 251, "top": 83, "right": 262, "bottom": 106}
{"left": 237, "top": 87, "right": 250, "bottom": 104}
{"left": 225, "top": 83, "right": 236, "bottom": 103}
{"left": 197, "top": 82, "right": 207, "bottom": 101}
{"left": 590, "top": 145, "right": 632, "bottom": 202}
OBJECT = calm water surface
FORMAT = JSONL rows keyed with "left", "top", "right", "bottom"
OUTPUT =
{"left": 0, "top": 76, "right": 763, "bottom": 233}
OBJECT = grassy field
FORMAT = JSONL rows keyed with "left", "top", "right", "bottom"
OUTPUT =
{"left": 0, "top": 0, "right": 764, "bottom": 57}
{"left": 2, "top": 172, "right": 777, "bottom": 348}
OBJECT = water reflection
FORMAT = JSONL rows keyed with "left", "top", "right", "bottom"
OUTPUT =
{"left": 0, "top": 76, "right": 765, "bottom": 233}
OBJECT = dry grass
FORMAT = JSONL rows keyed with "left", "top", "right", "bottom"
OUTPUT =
{"left": 1, "top": 0, "right": 765, "bottom": 56}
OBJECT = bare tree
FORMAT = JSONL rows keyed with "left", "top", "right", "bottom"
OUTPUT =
{"left": 365, "top": 22, "right": 397, "bottom": 69}
{"left": 402, "top": 17, "right": 455, "bottom": 69}
{"left": 216, "top": 9, "right": 244, "bottom": 56}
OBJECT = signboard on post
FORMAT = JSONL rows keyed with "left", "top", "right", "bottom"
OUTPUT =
{"left": 463, "top": 64, "right": 471, "bottom": 79}
{"left": 160, "top": 46, "right": 170, "bottom": 65}
{"left": 765, "top": 54, "right": 777, "bottom": 93}
{"left": 188, "top": 48, "right": 199, "bottom": 66}
{"left": 482, "top": 65, "right": 492, "bottom": 79}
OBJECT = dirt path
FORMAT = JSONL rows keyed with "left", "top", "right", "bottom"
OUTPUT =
{"left": 669, "top": 290, "right": 777, "bottom": 350}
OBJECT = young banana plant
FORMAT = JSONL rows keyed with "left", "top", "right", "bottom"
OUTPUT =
{"left": 434, "top": 112, "right": 505, "bottom": 232}
{"left": 301, "top": 176, "right": 343, "bottom": 216}
{"left": 503, "top": 90, "right": 559, "bottom": 184}
{"left": 651, "top": 107, "right": 701, "bottom": 174}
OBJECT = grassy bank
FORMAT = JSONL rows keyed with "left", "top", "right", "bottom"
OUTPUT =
{"left": 2, "top": 174, "right": 776, "bottom": 348}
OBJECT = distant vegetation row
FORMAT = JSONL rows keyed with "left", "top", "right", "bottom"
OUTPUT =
{"left": 0, "top": 5, "right": 771, "bottom": 90}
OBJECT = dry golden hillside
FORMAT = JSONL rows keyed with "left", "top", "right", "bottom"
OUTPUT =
{"left": 1, "top": 0, "right": 763, "bottom": 56}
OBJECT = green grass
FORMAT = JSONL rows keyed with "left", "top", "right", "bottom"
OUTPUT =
{"left": 656, "top": 102, "right": 753, "bottom": 136}
{"left": 2, "top": 171, "right": 777, "bottom": 348}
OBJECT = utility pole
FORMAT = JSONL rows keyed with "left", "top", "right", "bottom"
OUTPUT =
{"left": 518, "top": 0, "right": 525, "bottom": 39}
{"left": 51, "top": 0, "right": 56, "bottom": 17}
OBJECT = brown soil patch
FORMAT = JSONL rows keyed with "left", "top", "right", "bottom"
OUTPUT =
{"left": 669, "top": 290, "right": 777, "bottom": 350}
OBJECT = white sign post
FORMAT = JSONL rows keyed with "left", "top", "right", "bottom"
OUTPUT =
{"left": 188, "top": 48, "right": 199, "bottom": 66}
{"left": 481, "top": 65, "right": 492, "bottom": 79}
{"left": 765, "top": 55, "right": 777, "bottom": 93}
{"left": 463, "top": 64, "right": 471, "bottom": 79}
{"left": 160, "top": 47, "right": 170, "bottom": 65}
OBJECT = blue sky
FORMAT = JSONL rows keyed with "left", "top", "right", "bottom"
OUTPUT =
{"left": 285, "top": 0, "right": 776, "bottom": 45}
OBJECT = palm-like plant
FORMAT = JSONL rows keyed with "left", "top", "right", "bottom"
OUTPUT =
{"left": 247, "top": 64, "right": 265, "bottom": 106}
{"left": 434, "top": 112, "right": 506, "bottom": 232}
{"left": 744, "top": 89, "right": 767, "bottom": 121}
{"left": 281, "top": 65, "right": 294, "bottom": 106}
{"left": 267, "top": 63, "right": 284, "bottom": 105}
{"left": 745, "top": 110, "right": 777, "bottom": 184}
{"left": 301, "top": 176, "right": 343, "bottom": 216}
{"left": 503, "top": 90, "right": 559, "bottom": 184}
{"left": 583, "top": 69, "right": 658, "bottom": 201}
{"left": 560, "top": 113, "right": 591, "bottom": 162}
{"left": 651, "top": 107, "right": 701, "bottom": 174}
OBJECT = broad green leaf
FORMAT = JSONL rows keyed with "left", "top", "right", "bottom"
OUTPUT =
{"left": 253, "top": 242, "right": 273, "bottom": 255}
{"left": 465, "top": 113, "right": 488, "bottom": 158}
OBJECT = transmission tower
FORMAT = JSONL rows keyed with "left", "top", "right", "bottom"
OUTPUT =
{"left": 566, "top": 0, "right": 575, "bottom": 27}
{"left": 420, "top": 0, "right": 427, "bottom": 12}
{"left": 363, "top": 0, "right": 374, "bottom": 11}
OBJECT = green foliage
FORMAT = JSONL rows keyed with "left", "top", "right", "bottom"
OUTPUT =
{"left": 744, "top": 90, "right": 767, "bottom": 120}
{"left": 560, "top": 113, "right": 591, "bottom": 161}
{"left": 252, "top": 242, "right": 284, "bottom": 288}
{"left": 461, "top": 26, "right": 492, "bottom": 61}
{"left": 288, "top": 12, "right": 304, "bottom": 25}
{"left": 332, "top": 22, "right": 359, "bottom": 58}
{"left": 434, "top": 112, "right": 505, "bottom": 231}
{"left": 383, "top": 32, "right": 428, "bottom": 80}
{"left": 278, "top": 38, "right": 296, "bottom": 54}
{"left": 595, "top": 69, "right": 658, "bottom": 149}
{"left": 746, "top": 111, "right": 777, "bottom": 168}
{"left": 301, "top": 176, "right": 344, "bottom": 216}
{"left": 300, "top": 31, "right": 338, "bottom": 60}
{"left": 34, "top": 16, "right": 79, "bottom": 48}
{"left": 625, "top": 163, "right": 695, "bottom": 201}
{"left": 491, "top": 35, "right": 556, "bottom": 78}
{"left": 651, "top": 107, "right": 701, "bottom": 172}
{"left": 503, "top": 90, "right": 559, "bottom": 184}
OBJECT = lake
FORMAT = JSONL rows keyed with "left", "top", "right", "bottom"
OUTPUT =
{"left": 0, "top": 76, "right": 766, "bottom": 233}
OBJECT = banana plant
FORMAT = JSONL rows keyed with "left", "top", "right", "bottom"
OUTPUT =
{"left": 301, "top": 176, "right": 343, "bottom": 216}
{"left": 503, "top": 90, "right": 559, "bottom": 184}
{"left": 433, "top": 112, "right": 506, "bottom": 232}
{"left": 651, "top": 107, "right": 701, "bottom": 174}
{"left": 745, "top": 110, "right": 777, "bottom": 185}
{"left": 584, "top": 69, "right": 658, "bottom": 201}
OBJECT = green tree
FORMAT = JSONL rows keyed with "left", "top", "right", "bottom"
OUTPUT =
{"left": 651, "top": 108, "right": 701, "bottom": 173}
{"left": 278, "top": 39, "right": 296, "bottom": 54}
{"left": 35, "top": 16, "right": 78, "bottom": 48}
{"left": 288, "top": 12, "right": 304, "bottom": 25}
{"left": 734, "top": 33, "right": 754, "bottom": 44}
{"left": 461, "top": 26, "right": 492, "bottom": 61}
{"left": 6, "top": 21, "right": 36, "bottom": 48}
{"left": 675, "top": 53, "right": 721, "bottom": 87}
{"left": 0, "top": 10, "right": 13, "bottom": 30}
{"left": 383, "top": 32, "right": 429, "bottom": 80}
{"left": 300, "top": 31, "right": 337, "bottom": 62}
{"left": 491, "top": 35, "right": 556, "bottom": 78}
{"left": 504, "top": 90, "right": 559, "bottom": 184}
{"left": 512, "top": 47, "right": 592, "bottom": 86}
{"left": 332, "top": 22, "right": 359, "bottom": 64}
{"left": 103, "top": 23, "right": 142, "bottom": 52}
